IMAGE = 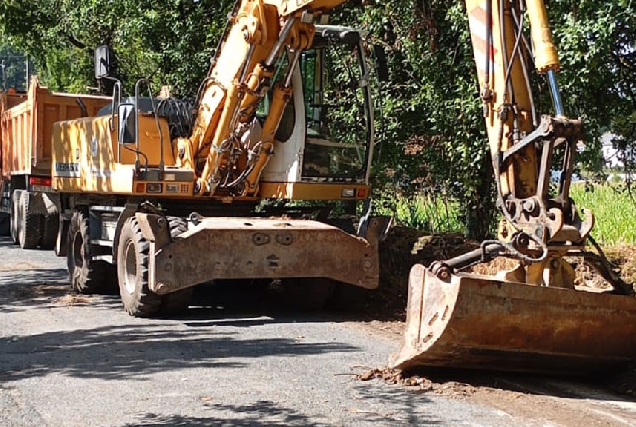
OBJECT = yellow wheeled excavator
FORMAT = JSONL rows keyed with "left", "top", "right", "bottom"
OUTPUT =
{"left": 393, "top": 0, "right": 636, "bottom": 375}
{"left": 49, "top": 0, "right": 390, "bottom": 316}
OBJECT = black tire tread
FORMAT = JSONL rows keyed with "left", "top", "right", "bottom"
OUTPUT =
{"left": 41, "top": 213, "right": 60, "bottom": 250}
{"left": 117, "top": 217, "right": 162, "bottom": 317}
{"left": 0, "top": 214, "right": 10, "bottom": 237}
{"left": 10, "top": 190, "right": 22, "bottom": 244}
{"left": 67, "top": 209, "right": 115, "bottom": 294}
{"left": 161, "top": 287, "right": 193, "bottom": 315}
{"left": 168, "top": 216, "right": 188, "bottom": 238}
{"left": 19, "top": 192, "right": 42, "bottom": 250}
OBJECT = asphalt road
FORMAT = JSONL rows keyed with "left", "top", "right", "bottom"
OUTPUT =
{"left": 0, "top": 236, "right": 634, "bottom": 427}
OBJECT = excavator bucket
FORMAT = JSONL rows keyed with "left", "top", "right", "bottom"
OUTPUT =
{"left": 392, "top": 264, "right": 636, "bottom": 376}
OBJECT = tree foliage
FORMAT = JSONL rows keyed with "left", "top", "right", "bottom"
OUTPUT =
{"left": 0, "top": 0, "right": 634, "bottom": 239}
{"left": 0, "top": 0, "right": 232, "bottom": 95}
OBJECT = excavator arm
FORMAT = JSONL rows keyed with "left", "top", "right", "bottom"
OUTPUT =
{"left": 177, "top": 0, "right": 350, "bottom": 196}
{"left": 466, "top": 0, "right": 591, "bottom": 288}
{"left": 393, "top": 0, "right": 636, "bottom": 375}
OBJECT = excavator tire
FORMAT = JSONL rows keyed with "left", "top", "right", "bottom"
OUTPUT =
{"left": 41, "top": 212, "right": 60, "bottom": 250}
{"left": 10, "top": 190, "right": 22, "bottom": 245}
{"left": 116, "top": 216, "right": 162, "bottom": 317}
{"left": 67, "top": 209, "right": 115, "bottom": 294}
{"left": 160, "top": 217, "right": 193, "bottom": 315}
{"left": 161, "top": 287, "right": 194, "bottom": 315}
{"left": 18, "top": 191, "right": 42, "bottom": 250}
{"left": 168, "top": 216, "right": 188, "bottom": 238}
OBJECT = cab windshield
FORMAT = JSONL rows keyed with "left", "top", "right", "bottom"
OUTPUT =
{"left": 300, "top": 35, "right": 372, "bottom": 180}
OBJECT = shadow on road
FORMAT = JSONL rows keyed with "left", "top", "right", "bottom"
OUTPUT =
{"left": 0, "top": 267, "right": 124, "bottom": 314}
{"left": 0, "top": 320, "right": 360, "bottom": 384}
{"left": 5, "top": 236, "right": 633, "bottom": 411}
{"left": 124, "top": 392, "right": 444, "bottom": 426}
{"left": 125, "top": 401, "right": 324, "bottom": 426}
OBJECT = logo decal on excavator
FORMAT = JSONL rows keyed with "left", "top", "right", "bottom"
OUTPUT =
{"left": 54, "top": 162, "right": 81, "bottom": 178}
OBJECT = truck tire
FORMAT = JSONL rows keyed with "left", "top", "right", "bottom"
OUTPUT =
{"left": 67, "top": 209, "right": 114, "bottom": 294}
{"left": 41, "top": 212, "right": 60, "bottom": 250}
{"left": 0, "top": 214, "right": 9, "bottom": 236}
{"left": 116, "top": 216, "right": 161, "bottom": 317}
{"left": 10, "top": 190, "right": 23, "bottom": 245}
{"left": 54, "top": 220, "right": 70, "bottom": 257}
{"left": 18, "top": 191, "right": 42, "bottom": 249}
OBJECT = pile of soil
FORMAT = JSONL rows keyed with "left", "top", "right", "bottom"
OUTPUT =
{"left": 344, "top": 227, "right": 477, "bottom": 320}
{"left": 357, "top": 228, "right": 636, "bottom": 322}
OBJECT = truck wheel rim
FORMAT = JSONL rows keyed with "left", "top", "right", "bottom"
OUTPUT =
{"left": 124, "top": 240, "right": 137, "bottom": 295}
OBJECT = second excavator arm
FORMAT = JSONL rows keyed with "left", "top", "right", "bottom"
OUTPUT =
{"left": 430, "top": 0, "right": 609, "bottom": 289}
{"left": 393, "top": 0, "right": 636, "bottom": 376}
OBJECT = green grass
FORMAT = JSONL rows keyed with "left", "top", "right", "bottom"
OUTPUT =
{"left": 570, "top": 183, "right": 636, "bottom": 245}
{"left": 373, "top": 183, "right": 636, "bottom": 244}
{"left": 375, "top": 194, "right": 464, "bottom": 233}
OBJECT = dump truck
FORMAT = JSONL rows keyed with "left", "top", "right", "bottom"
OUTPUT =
{"left": 0, "top": 88, "right": 26, "bottom": 235}
{"left": 392, "top": 0, "right": 636, "bottom": 375}
{"left": 0, "top": 79, "right": 111, "bottom": 250}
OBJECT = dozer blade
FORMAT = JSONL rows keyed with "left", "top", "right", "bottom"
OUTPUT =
{"left": 392, "top": 264, "right": 636, "bottom": 375}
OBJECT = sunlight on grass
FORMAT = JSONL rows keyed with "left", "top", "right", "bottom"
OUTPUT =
{"left": 571, "top": 183, "right": 636, "bottom": 245}
{"left": 375, "top": 194, "right": 464, "bottom": 233}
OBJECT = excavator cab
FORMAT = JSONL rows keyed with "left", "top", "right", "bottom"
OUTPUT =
{"left": 259, "top": 25, "right": 377, "bottom": 190}
{"left": 300, "top": 26, "right": 373, "bottom": 181}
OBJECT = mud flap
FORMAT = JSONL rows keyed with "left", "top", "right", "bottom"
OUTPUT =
{"left": 392, "top": 264, "right": 636, "bottom": 375}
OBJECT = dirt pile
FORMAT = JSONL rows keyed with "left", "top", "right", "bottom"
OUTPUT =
{"left": 358, "top": 227, "right": 632, "bottom": 318}
{"left": 604, "top": 245, "right": 636, "bottom": 286}
{"left": 356, "top": 367, "right": 480, "bottom": 397}
{"left": 348, "top": 227, "right": 477, "bottom": 320}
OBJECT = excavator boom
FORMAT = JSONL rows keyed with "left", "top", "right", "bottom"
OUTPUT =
{"left": 393, "top": 0, "right": 636, "bottom": 375}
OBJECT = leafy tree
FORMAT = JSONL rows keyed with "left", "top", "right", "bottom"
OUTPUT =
{"left": 0, "top": 0, "right": 232, "bottom": 95}
{"left": 0, "top": 44, "right": 33, "bottom": 91}
{"left": 550, "top": 0, "right": 636, "bottom": 175}
{"left": 1, "top": 0, "right": 634, "bottom": 240}
{"left": 334, "top": 1, "right": 495, "bottom": 238}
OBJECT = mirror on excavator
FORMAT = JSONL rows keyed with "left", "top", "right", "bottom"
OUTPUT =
{"left": 117, "top": 103, "right": 136, "bottom": 145}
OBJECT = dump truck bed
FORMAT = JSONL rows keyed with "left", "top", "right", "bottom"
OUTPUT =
{"left": 1, "top": 77, "right": 110, "bottom": 181}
